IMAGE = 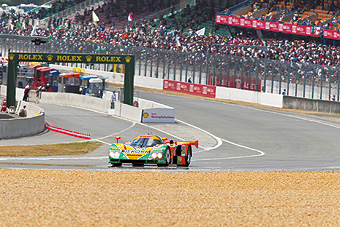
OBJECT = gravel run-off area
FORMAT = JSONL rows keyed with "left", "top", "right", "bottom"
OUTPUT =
{"left": 1, "top": 169, "right": 340, "bottom": 226}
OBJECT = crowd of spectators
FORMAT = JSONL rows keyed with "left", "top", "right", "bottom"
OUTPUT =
{"left": 1, "top": 1, "right": 340, "bottom": 67}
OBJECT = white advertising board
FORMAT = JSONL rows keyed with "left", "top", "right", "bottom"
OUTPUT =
{"left": 141, "top": 108, "right": 175, "bottom": 123}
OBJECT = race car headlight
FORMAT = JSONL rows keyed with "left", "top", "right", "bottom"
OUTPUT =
{"left": 151, "top": 152, "right": 163, "bottom": 159}
{"left": 157, "top": 153, "right": 163, "bottom": 159}
{"left": 109, "top": 150, "right": 121, "bottom": 159}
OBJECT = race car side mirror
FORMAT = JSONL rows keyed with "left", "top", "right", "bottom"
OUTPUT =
{"left": 162, "top": 137, "right": 167, "bottom": 144}
{"left": 116, "top": 136, "right": 121, "bottom": 143}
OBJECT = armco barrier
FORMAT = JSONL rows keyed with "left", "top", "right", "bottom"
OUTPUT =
{"left": 283, "top": 96, "right": 340, "bottom": 113}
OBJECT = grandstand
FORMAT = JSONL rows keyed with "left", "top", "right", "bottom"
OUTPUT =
{"left": 220, "top": 0, "right": 340, "bottom": 30}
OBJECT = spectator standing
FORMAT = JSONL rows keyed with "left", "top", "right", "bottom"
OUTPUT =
{"left": 282, "top": 89, "right": 286, "bottom": 95}
{"left": 111, "top": 90, "right": 116, "bottom": 109}
{"left": 23, "top": 84, "right": 30, "bottom": 101}
{"left": 188, "top": 77, "right": 192, "bottom": 83}
{"left": 35, "top": 86, "right": 42, "bottom": 104}
{"left": 128, "top": 12, "right": 133, "bottom": 26}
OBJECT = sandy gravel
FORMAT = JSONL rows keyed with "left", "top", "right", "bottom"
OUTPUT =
{"left": 1, "top": 169, "right": 340, "bottom": 226}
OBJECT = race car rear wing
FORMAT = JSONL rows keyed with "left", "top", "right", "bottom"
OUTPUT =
{"left": 176, "top": 140, "right": 199, "bottom": 149}
{"left": 162, "top": 138, "right": 199, "bottom": 149}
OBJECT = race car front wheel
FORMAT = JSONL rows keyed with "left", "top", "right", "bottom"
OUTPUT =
{"left": 158, "top": 147, "right": 170, "bottom": 167}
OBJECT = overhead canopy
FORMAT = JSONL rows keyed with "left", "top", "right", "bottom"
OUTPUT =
{"left": 39, "top": 67, "right": 54, "bottom": 72}
{"left": 89, "top": 78, "right": 104, "bottom": 83}
{"left": 49, "top": 70, "right": 60, "bottom": 75}
{"left": 60, "top": 73, "right": 80, "bottom": 77}
{"left": 28, "top": 64, "right": 42, "bottom": 69}
{"left": 80, "top": 75, "right": 98, "bottom": 80}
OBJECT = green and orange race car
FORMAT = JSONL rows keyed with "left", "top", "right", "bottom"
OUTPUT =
{"left": 108, "top": 134, "right": 198, "bottom": 167}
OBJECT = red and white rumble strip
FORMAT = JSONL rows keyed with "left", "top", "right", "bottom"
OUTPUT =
{"left": 45, "top": 124, "right": 91, "bottom": 140}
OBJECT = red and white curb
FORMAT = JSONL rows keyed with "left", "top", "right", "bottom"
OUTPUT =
{"left": 45, "top": 124, "right": 91, "bottom": 140}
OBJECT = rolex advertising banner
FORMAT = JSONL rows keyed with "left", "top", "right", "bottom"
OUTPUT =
{"left": 8, "top": 53, "right": 133, "bottom": 64}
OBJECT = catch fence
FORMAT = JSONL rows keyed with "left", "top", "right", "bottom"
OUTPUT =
{"left": 0, "top": 35, "right": 339, "bottom": 101}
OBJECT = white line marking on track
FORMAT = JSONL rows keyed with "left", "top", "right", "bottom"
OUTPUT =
{"left": 138, "top": 120, "right": 223, "bottom": 152}
{"left": 193, "top": 138, "right": 265, "bottom": 161}
{"left": 94, "top": 139, "right": 111, "bottom": 145}
{"left": 230, "top": 103, "right": 340, "bottom": 129}
{"left": 138, "top": 122, "right": 185, "bottom": 141}
{"left": 175, "top": 119, "right": 222, "bottom": 152}
{"left": 139, "top": 119, "right": 265, "bottom": 161}
{"left": 94, "top": 122, "right": 136, "bottom": 140}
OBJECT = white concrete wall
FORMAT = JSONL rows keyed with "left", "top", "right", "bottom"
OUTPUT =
{"left": 134, "top": 76, "right": 163, "bottom": 90}
{"left": 0, "top": 113, "right": 45, "bottom": 139}
{"left": 38, "top": 91, "right": 173, "bottom": 123}
{"left": 16, "top": 100, "right": 45, "bottom": 117}
{"left": 216, "top": 87, "right": 283, "bottom": 108}
{"left": 138, "top": 98, "right": 172, "bottom": 109}
{"left": 0, "top": 85, "right": 5, "bottom": 96}
{"left": 39, "top": 92, "right": 111, "bottom": 113}
{"left": 0, "top": 85, "right": 45, "bottom": 139}
{"left": 114, "top": 102, "right": 142, "bottom": 122}
{"left": 258, "top": 92, "right": 283, "bottom": 108}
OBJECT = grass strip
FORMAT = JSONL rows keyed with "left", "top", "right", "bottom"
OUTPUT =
{"left": 0, "top": 142, "right": 103, "bottom": 157}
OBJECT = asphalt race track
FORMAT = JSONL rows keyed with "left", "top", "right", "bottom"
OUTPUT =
{"left": 2, "top": 91, "right": 340, "bottom": 172}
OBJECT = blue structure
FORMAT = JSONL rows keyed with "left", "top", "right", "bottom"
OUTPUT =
{"left": 48, "top": 70, "right": 60, "bottom": 92}
{"left": 80, "top": 75, "right": 98, "bottom": 94}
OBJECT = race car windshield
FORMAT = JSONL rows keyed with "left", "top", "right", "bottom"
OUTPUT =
{"left": 130, "top": 138, "right": 161, "bottom": 148}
